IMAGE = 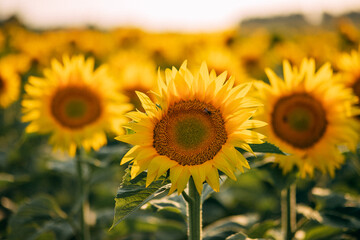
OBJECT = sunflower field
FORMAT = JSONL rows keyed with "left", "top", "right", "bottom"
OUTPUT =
{"left": 1, "top": 13, "right": 360, "bottom": 240}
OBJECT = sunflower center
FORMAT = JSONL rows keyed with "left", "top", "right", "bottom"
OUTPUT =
{"left": 352, "top": 76, "right": 360, "bottom": 103}
{"left": 65, "top": 99, "right": 88, "bottom": 118}
{"left": 271, "top": 93, "right": 327, "bottom": 149}
{"left": 153, "top": 99, "right": 227, "bottom": 166}
{"left": 174, "top": 116, "right": 209, "bottom": 149}
{"left": 286, "top": 108, "right": 312, "bottom": 131}
{"left": 50, "top": 86, "right": 102, "bottom": 129}
{"left": 0, "top": 76, "right": 4, "bottom": 93}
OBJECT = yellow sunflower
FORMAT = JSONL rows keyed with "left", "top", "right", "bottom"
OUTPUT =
{"left": 188, "top": 45, "right": 248, "bottom": 86}
{"left": 116, "top": 61, "right": 266, "bottom": 194}
{"left": 22, "top": 55, "right": 132, "bottom": 156}
{"left": 337, "top": 47, "right": 360, "bottom": 110}
{"left": 0, "top": 63, "right": 21, "bottom": 108}
{"left": 106, "top": 50, "right": 157, "bottom": 110}
{"left": 254, "top": 58, "right": 359, "bottom": 178}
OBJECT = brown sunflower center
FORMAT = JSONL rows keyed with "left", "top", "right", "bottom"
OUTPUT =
{"left": 50, "top": 86, "right": 102, "bottom": 129}
{"left": 352, "top": 76, "right": 360, "bottom": 102}
{"left": 0, "top": 76, "right": 5, "bottom": 93}
{"left": 153, "top": 99, "right": 227, "bottom": 166}
{"left": 271, "top": 93, "right": 327, "bottom": 149}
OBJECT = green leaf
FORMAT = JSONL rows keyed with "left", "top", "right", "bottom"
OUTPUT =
{"left": 297, "top": 204, "right": 323, "bottom": 223}
{"left": 149, "top": 194, "right": 186, "bottom": 216}
{"left": 225, "top": 232, "right": 248, "bottom": 240}
{"left": 108, "top": 212, "right": 185, "bottom": 239}
{"left": 203, "top": 214, "right": 259, "bottom": 240}
{"left": 255, "top": 162, "right": 298, "bottom": 190}
{"left": 111, "top": 166, "right": 171, "bottom": 230}
{"left": 8, "top": 195, "right": 73, "bottom": 240}
{"left": 250, "top": 142, "right": 286, "bottom": 155}
{"left": 311, "top": 187, "right": 360, "bottom": 228}
{"left": 321, "top": 212, "right": 360, "bottom": 229}
{"left": 304, "top": 225, "right": 342, "bottom": 240}
{"left": 298, "top": 200, "right": 360, "bottom": 229}
{"left": 247, "top": 219, "right": 279, "bottom": 238}
{"left": 236, "top": 142, "right": 285, "bottom": 155}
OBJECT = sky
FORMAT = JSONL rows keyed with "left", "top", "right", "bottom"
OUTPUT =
{"left": 0, "top": 0, "right": 360, "bottom": 32}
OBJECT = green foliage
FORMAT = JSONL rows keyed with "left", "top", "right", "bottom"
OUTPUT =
{"left": 203, "top": 214, "right": 258, "bottom": 240}
{"left": 247, "top": 219, "right": 279, "bottom": 238}
{"left": 225, "top": 232, "right": 248, "bottom": 240}
{"left": 7, "top": 195, "right": 73, "bottom": 240}
{"left": 111, "top": 166, "right": 171, "bottom": 230}
{"left": 304, "top": 225, "right": 343, "bottom": 240}
{"left": 237, "top": 141, "right": 286, "bottom": 155}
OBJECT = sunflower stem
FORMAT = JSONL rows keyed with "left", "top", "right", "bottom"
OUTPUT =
{"left": 76, "top": 148, "right": 90, "bottom": 240}
{"left": 187, "top": 177, "right": 202, "bottom": 240}
{"left": 281, "top": 183, "right": 296, "bottom": 240}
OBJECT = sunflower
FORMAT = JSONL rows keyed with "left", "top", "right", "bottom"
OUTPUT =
{"left": 22, "top": 55, "right": 132, "bottom": 156}
{"left": 188, "top": 45, "right": 248, "bottom": 86}
{"left": 106, "top": 50, "right": 157, "bottom": 110}
{"left": 116, "top": 61, "right": 266, "bottom": 194}
{"left": 254, "top": 58, "right": 359, "bottom": 177}
{"left": 0, "top": 63, "right": 21, "bottom": 108}
{"left": 337, "top": 47, "right": 360, "bottom": 111}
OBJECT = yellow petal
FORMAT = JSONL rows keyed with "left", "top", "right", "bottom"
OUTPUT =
{"left": 130, "top": 157, "right": 152, "bottom": 179}
{"left": 235, "top": 149, "right": 250, "bottom": 169}
{"left": 265, "top": 68, "right": 283, "bottom": 94}
{"left": 189, "top": 165, "right": 205, "bottom": 194}
{"left": 229, "top": 130, "right": 266, "bottom": 144}
{"left": 135, "top": 91, "right": 157, "bottom": 118}
{"left": 176, "top": 167, "right": 191, "bottom": 194}
{"left": 212, "top": 155, "right": 237, "bottom": 181}
{"left": 204, "top": 164, "right": 220, "bottom": 192}
{"left": 115, "top": 133, "right": 153, "bottom": 146}
{"left": 239, "top": 119, "right": 267, "bottom": 130}
{"left": 120, "top": 145, "right": 141, "bottom": 165}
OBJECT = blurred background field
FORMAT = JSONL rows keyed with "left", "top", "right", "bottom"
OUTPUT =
{"left": 1, "top": 1, "right": 360, "bottom": 240}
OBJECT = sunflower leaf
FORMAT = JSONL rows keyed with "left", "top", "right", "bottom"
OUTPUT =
{"left": 225, "top": 232, "right": 248, "bottom": 240}
{"left": 111, "top": 166, "right": 171, "bottom": 230}
{"left": 203, "top": 214, "right": 258, "bottom": 240}
{"left": 309, "top": 188, "right": 360, "bottom": 229}
{"left": 237, "top": 142, "right": 286, "bottom": 155}
{"left": 250, "top": 142, "right": 285, "bottom": 154}
{"left": 8, "top": 194, "right": 73, "bottom": 240}
{"left": 304, "top": 225, "right": 343, "bottom": 240}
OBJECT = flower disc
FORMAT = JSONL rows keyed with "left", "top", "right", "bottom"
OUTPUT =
{"left": 153, "top": 99, "right": 227, "bottom": 166}
{"left": 272, "top": 93, "right": 327, "bottom": 149}
{"left": 50, "top": 86, "right": 102, "bottom": 129}
{"left": 351, "top": 77, "right": 360, "bottom": 99}
{"left": 0, "top": 77, "right": 4, "bottom": 92}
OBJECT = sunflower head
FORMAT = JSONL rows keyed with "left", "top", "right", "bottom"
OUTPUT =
{"left": 254, "top": 58, "right": 359, "bottom": 178}
{"left": 116, "top": 61, "right": 266, "bottom": 195}
{"left": 337, "top": 47, "right": 360, "bottom": 114}
{"left": 0, "top": 63, "right": 21, "bottom": 108}
{"left": 22, "top": 55, "right": 132, "bottom": 156}
{"left": 106, "top": 50, "right": 157, "bottom": 111}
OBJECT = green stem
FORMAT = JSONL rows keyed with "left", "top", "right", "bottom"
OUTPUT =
{"left": 76, "top": 148, "right": 90, "bottom": 240}
{"left": 186, "top": 177, "right": 202, "bottom": 240}
{"left": 281, "top": 183, "right": 296, "bottom": 240}
{"left": 350, "top": 151, "right": 360, "bottom": 175}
